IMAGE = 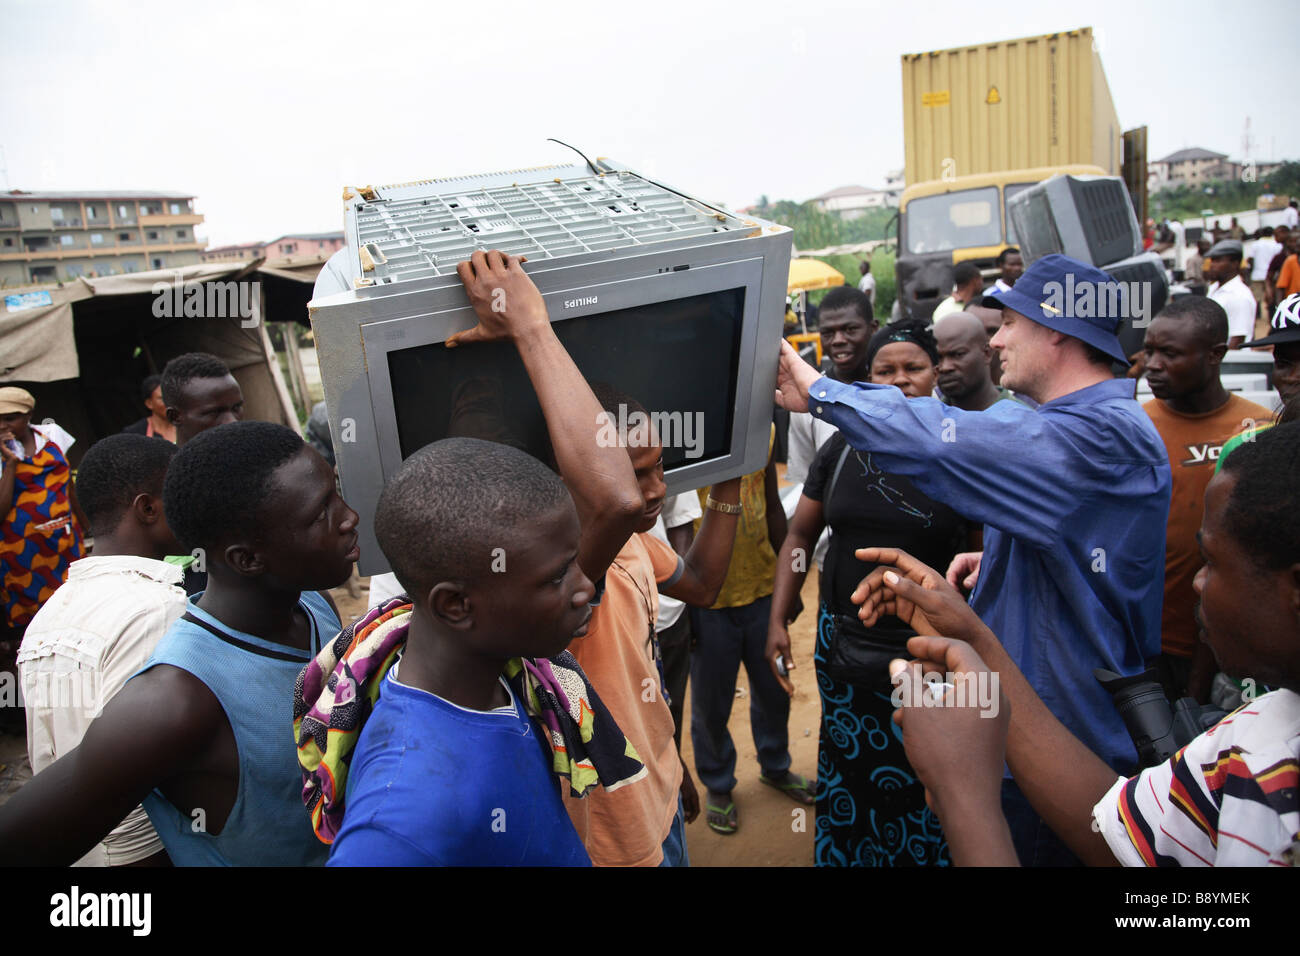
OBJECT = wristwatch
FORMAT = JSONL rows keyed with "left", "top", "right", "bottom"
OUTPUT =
{"left": 705, "top": 495, "right": 742, "bottom": 515}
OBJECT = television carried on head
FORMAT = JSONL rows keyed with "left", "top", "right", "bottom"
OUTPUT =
{"left": 310, "top": 159, "right": 793, "bottom": 574}
{"left": 1007, "top": 174, "right": 1142, "bottom": 267}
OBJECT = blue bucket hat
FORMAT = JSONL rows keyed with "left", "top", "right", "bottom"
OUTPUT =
{"left": 984, "top": 253, "right": 1130, "bottom": 364}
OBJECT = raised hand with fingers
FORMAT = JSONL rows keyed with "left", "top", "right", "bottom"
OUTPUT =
{"left": 447, "top": 250, "right": 549, "bottom": 348}
{"left": 773, "top": 339, "right": 820, "bottom": 414}
{"left": 851, "top": 546, "right": 992, "bottom": 646}
{"left": 945, "top": 550, "right": 983, "bottom": 592}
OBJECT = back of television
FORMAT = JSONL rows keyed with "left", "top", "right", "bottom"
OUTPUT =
{"left": 341, "top": 162, "right": 765, "bottom": 288}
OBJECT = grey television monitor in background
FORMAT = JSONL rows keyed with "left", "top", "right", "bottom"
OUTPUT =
{"left": 1007, "top": 174, "right": 1142, "bottom": 267}
{"left": 310, "top": 159, "right": 794, "bottom": 575}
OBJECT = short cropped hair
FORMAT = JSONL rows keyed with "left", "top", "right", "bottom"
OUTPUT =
{"left": 818, "top": 285, "right": 874, "bottom": 325}
{"left": 76, "top": 434, "right": 177, "bottom": 537}
{"left": 375, "top": 436, "right": 572, "bottom": 597}
{"left": 140, "top": 374, "right": 163, "bottom": 403}
{"left": 163, "top": 420, "right": 304, "bottom": 553}
{"left": 1155, "top": 296, "right": 1229, "bottom": 348}
{"left": 160, "top": 352, "right": 232, "bottom": 408}
{"left": 1219, "top": 421, "right": 1300, "bottom": 570}
{"left": 954, "top": 262, "right": 982, "bottom": 287}
{"left": 996, "top": 247, "right": 1021, "bottom": 266}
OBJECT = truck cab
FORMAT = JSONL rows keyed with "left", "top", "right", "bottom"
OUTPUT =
{"left": 896, "top": 164, "right": 1104, "bottom": 321}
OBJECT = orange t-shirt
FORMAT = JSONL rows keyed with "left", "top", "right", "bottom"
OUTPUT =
{"left": 562, "top": 532, "right": 684, "bottom": 866}
{"left": 1277, "top": 255, "right": 1300, "bottom": 297}
{"left": 1143, "top": 394, "right": 1273, "bottom": 657}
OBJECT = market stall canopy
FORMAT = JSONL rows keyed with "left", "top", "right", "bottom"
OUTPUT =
{"left": 0, "top": 257, "right": 328, "bottom": 462}
{"left": 787, "top": 257, "right": 847, "bottom": 294}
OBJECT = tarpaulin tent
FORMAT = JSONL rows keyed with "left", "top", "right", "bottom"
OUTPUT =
{"left": 0, "top": 256, "right": 325, "bottom": 465}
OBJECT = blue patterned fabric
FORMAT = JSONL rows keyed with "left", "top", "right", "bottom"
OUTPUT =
{"left": 814, "top": 602, "right": 949, "bottom": 867}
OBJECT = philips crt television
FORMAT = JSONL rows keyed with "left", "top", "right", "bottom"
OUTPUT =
{"left": 310, "top": 159, "right": 794, "bottom": 574}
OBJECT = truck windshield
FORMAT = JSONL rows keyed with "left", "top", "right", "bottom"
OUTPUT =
{"left": 905, "top": 187, "right": 1000, "bottom": 254}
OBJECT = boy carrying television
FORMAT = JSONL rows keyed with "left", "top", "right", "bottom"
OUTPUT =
{"left": 448, "top": 250, "right": 744, "bottom": 866}
{"left": 325, "top": 436, "right": 596, "bottom": 866}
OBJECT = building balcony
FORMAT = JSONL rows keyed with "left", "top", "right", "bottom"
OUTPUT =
{"left": 139, "top": 213, "right": 204, "bottom": 227}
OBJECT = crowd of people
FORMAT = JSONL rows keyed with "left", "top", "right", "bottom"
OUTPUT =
{"left": 0, "top": 241, "right": 1296, "bottom": 868}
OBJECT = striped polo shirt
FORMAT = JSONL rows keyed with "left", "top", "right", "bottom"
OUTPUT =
{"left": 1093, "top": 689, "right": 1300, "bottom": 866}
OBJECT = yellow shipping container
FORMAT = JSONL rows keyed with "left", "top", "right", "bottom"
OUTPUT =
{"left": 901, "top": 27, "right": 1122, "bottom": 187}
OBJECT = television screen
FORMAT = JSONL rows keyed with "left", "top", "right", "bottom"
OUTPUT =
{"left": 386, "top": 287, "right": 746, "bottom": 472}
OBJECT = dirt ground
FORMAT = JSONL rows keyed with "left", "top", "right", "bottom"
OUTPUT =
{"left": 0, "top": 472, "right": 826, "bottom": 867}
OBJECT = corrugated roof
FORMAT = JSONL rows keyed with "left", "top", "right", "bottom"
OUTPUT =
{"left": 1154, "top": 148, "right": 1228, "bottom": 164}
{"left": 264, "top": 231, "right": 344, "bottom": 244}
{"left": 810, "top": 185, "right": 887, "bottom": 201}
{"left": 2, "top": 189, "right": 196, "bottom": 201}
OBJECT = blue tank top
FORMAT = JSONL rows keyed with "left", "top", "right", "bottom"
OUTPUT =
{"left": 137, "top": 590, "right": 338, "bottom": 866}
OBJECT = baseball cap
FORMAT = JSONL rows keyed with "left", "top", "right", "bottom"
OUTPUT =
{"left": 1205, "top": 239, "right": 1244, "bottom": 259}
{"left": 1244, "top": 293, "right": 1300, "bottom": 347}
{"left": 983, "top": 253, "right": 1129, "bottom": 364}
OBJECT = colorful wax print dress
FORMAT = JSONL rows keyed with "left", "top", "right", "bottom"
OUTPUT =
{"left": 1, "top": 425, "right": 84, "bottom": 631}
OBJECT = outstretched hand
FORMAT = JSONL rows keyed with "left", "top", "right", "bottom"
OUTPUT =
{"left": 447, "top": 250, "right": 550, "bottom": 348}
{"left": 851, "top": 546, "right": 990, "bottom": 647}
{"left": 774, "top": 339, "right": 820, "bottom": 414}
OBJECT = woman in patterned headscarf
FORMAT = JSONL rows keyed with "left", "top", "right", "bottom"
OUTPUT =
{"left": 0, "top": 387, "right": 87, "bottom": 642}
{"left": 768, "top": 321, "right": 976, "bottom": 867}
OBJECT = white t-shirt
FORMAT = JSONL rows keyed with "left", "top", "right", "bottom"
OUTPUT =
{"left": 857, "top": 273, "right": 877, "bottom": 310}
{"left": 18, "top": 556, "right": 186, "bottom": 866}
{"left": 1283, "top": 206, "right": 1298, "bottom": 229}
{"left": 649, "top": 493, "right": 702, "bottom": 632}
{"left": 1092, "top": 689, "right": 1300, "bottom": 866}
{"left": 1249, "top": 239, "right": 1282, "bottom": 281}
{"left": 784, "top": 411, "right": 837, "bottom": 569}
{"left": 1208, "top": 275, "right": 1258, "bottom": 341}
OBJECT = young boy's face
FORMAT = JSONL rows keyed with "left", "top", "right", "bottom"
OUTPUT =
{"left": 627, "top": 423, "right": 667, "bottom": 534}
{"left": 251, "top": 446, "right": 360, "bottom": 591}
{"left": 471, "top": 499, "right": 594, "bottom": 660}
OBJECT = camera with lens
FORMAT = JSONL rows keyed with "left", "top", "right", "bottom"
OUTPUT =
{"left": 1095, "top": 668, "right": 1228, "bottom": 770}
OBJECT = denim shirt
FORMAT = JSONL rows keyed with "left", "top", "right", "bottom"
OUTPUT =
{"left": 809, "top": 376, "right": 1172, "bottom": 773}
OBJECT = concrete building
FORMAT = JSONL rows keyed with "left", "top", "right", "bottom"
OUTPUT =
{"left": 809, "top": 184, "right": 897, "bottom": 219}
{"left": 0, "top": 190, "right": 204, "bottom": 287}
{"left": 200, "top": 231, "right": 345, "bottom": 263}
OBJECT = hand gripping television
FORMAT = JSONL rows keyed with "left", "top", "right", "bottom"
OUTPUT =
{"left": 310, "top": 159, "right": 793, "bottom": 574}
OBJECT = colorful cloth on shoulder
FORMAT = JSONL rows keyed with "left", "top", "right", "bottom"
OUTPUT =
{"left": 1, "top": 439, "right": 84, "bottom": 630}
{"left": 294, "top": 597, "right": 644, "bottom": 844}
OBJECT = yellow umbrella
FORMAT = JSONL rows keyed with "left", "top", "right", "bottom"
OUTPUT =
{"left": 787, "top": 257, "right": 847, "bottom": 293}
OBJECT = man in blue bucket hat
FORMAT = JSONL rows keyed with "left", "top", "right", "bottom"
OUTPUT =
{"left": 772, "top": 254, "right": 1172, "bottom": 866}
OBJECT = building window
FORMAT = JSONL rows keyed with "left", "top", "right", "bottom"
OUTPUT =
{"left": 87, "top": 205, "right": 98, "bottom": 218}
{"left": 281, "top": 242, "right": 297, "bottom": 254}
{"left": 3, "top": 238, "right": 12, "bottom": 247}
{"left": 50, "top": 207, "right": 64, "bottom": 222}
{"left": 118, "top": 205, "right": 128, "bottom": 218}
{"left": 90, "top": 233, "right": 104, "bottom": 245}
{"left": 60, "top": 235, "right": 73, "bottom": 246}
{"left": 66, "top": 264, "right": 84, "bottom": 278}
{"left": 175, "top": 229, "right": 187, "bottom": 239}
{"left": 119, "top": 232, "right": 131, "bottom": 241}
{"left": 169, "top": 202, "right": 181, "bottom": 215}
{"left": 147, "top": 231, "right": 159, "bottom": 240}
{"left": 152, "top": 257, "right": 164, "bottom": 269}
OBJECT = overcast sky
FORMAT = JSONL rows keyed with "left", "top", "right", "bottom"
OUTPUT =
{"left": 2, "top": 0, "right": 1295, "bottom": 246}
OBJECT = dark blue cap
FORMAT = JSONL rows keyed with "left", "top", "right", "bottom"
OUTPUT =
{"left": 984, "top": 253, "right": 1129, "bottom": 364}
